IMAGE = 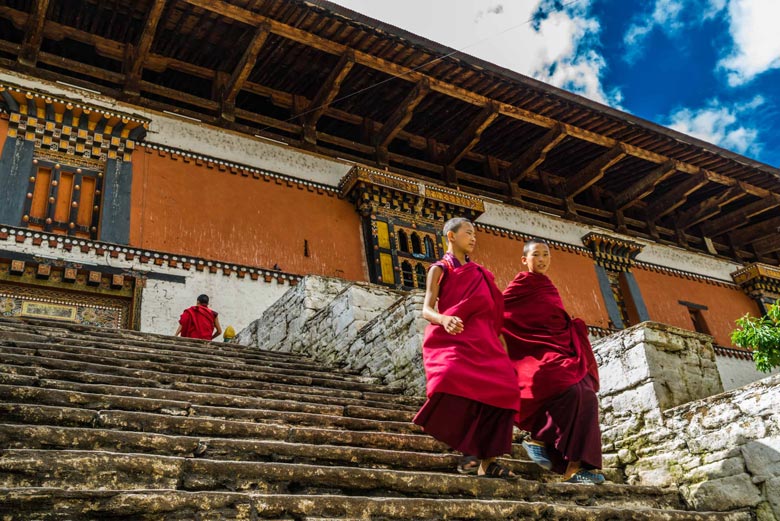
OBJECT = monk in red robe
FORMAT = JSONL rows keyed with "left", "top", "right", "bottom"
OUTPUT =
{"left": 413, "top": 218, "right": 520, "bottom": 479}
{"left": 502, "top": 239, "right": 604, "bottom": 484}
{"left": 176, "top": 294, "right": 222, "bottom": 341}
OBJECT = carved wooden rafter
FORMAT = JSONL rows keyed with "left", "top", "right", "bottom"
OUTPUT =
{"left": 124, "top": 0, "right": 167, "bottom": 95}
{"left": 17, "top": 0, "right": 49, "bottom": 67}
{"left": 614, "top": 160, "right": 677, "bottom": 210}
{"left": 675, "top": 186, "right": 745, "bottom": 231}
{"left": 700, "top": 195, "right": 780, "bottom": 237}
{"left": 565, "top": 145, "right": 626, "bottom": 198}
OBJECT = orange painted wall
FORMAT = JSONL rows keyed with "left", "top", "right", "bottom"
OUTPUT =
{"left": 474, "top": 230, "right": 611, "bottom": 328}
{"left": 129, "top": 147, "right": 366, "bottom": 280}
{"left": 0, "top": 116, "right": 8, "bottom": 149}
{"left": 632, "top": 267, "right": 760, "bottom": 347}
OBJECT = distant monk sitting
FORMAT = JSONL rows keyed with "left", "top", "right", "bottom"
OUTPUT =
{"left": 502, "top": 239, "right": 604, "bottom": 484}
{"left": 176, "top": 294, "right": 222, "bottom": 341}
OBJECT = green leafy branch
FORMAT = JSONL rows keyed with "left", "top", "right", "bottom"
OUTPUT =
{"left": 731, "top": 303, "right": 780, "bottom": 373}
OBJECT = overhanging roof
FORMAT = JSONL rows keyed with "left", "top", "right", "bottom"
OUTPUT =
{"left": 0, "top": 0, "right": 778, "bottom": 265}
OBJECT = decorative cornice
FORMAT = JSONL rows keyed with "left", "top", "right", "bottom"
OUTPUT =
{"left": 731, "top": 262, "right": 780, "bottom": 299}
{"left": 632, "top": 260, "right": 739, "bottom": 288}
{"left": 582, "top": 232, "right": 644, "bottom": 272}
{"left": 339, "top": 166, "right": 485, "bottom": 220}
{"left": 0, "top": 226, "right": 301, "bottom": 286}
{"left": 0, "top": 82, "right": 151, "bottom": 129}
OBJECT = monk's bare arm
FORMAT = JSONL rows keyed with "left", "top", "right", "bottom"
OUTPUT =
{"left": 212, "top": 316, "right": 222, "bottom": 340}
{"left": 422, "top": 265, "right": 464, "bottom": 334}
{"left": 498, "top": 334, "right": 508, "bottom": 355}
{"left": 174, "top": 324, "right": 182, "bottom": 337}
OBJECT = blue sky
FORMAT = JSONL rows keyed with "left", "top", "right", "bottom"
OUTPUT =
{"left": 329, "top": 0, "right": 780, "bottom": 168}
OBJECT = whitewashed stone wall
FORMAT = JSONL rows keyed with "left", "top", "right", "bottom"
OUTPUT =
{"left": 716, "top": 355, "right": 780, "bottom": 391}
{"left": 236, "top": 276, "right": 428, "bottom": 394}
{"left": 234, "top": 275, "right": 351, "bottom": 351}
{"left": 595, "top": 322, "right": 780, "bottom": 519}
{"left": 340, "top": 293, "right": 428, "bottom": 395}
{"left": 288, "top": 282, "right": 402, "bottom": 362}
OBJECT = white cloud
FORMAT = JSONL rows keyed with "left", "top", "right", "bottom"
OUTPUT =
{"left": 327, "top": 0, "right": 621, "bottom": 106}
{"left": 717, "top": 0, "right": 780, "bottom": 86}
{"left": 666, "top": 96, "right": 764, "bottom": 156}
{"left": 623, "top": 0, "right": 685, "bottom": 61}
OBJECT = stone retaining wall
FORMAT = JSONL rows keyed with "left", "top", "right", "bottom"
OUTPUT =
{"left": 595, "top": 322, "right": 780, "bottom": 519}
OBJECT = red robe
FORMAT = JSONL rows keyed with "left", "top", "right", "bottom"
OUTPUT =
{"left": 179, "top": 305, "right": 217, "bottom": 340}
{"left": 420, "top": 255, "right": 520, "bottom": 412}
{"left": 502, "top": 271, "right": 599, "bottom": 427}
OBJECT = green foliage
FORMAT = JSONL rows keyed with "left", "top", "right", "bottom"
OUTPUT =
{"left": 731, "top": 303, "right": 780, "bottom": 373}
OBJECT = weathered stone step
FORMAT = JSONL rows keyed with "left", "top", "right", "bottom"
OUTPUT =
{"left": 0, "top": 385, "right": 422, "bottom": 434}
{"left": 0, "top": 317, "right": 350, "bottom": 370}
{"left": 0, "top": 364, "right": 417, "bottom": 412}
{"left": 0, "top": 424, "right": 542, "bottom": 478}
{"left": 0, "top": 352, "right": 421, "bottom": 407}
{"left": 0, "top": 344, "right": 392, "bottom": 395}
{"left": 0, "top": 404, "right": 450, "bottom": 453}
{"left": 0, "top": 363, "right": 420, "bottom": 414}
{"left": 0, "top": 450, "right": 681, "bottom": 509}
{"left": 41, "top": 339, "right": 373, "bottom": 382}
{"left": 0, "top": 489, "right": 751, "bottom": 521}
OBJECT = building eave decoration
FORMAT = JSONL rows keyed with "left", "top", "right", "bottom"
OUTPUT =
{"left": 731, "top": 262, "right": 780, "bottom": 301}
{"left": 582, "top": 232, "right": 644, "bottom": 272}
{"left": 339, "top": 166, "right": 486, "bottom": 222}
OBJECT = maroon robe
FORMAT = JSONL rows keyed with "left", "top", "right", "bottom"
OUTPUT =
{"left": 413, "top": 254, "right": 520, "bottom": 459}
{"left": 179, "top": 305, "right": 217, "bottom": 340}
{"left": 502, "top": 270, "right": 602, "bottom": 473}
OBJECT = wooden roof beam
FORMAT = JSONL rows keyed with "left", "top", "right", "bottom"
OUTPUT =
{"left": 753, "top": 234, "right": 780, "bottom": 256}
{"left": 17, "top": 0, "right": 49, "bottom": 67}
{"left": 614, "top": 160, "right": 677, "bottom": 210}
{"left": 221, "top": 22, "right": 270, "bottom": 121}
{"left": 645, "top": 172, "right": 709, "bottom": 220}
{"left": 729, "top": 215, "right": 780, "bottom": 246}
{"left": 675, "top": 185, "right": 746, "bottom": 230}
{"left": 301, "top": 51, "right": 355, "bottom": 145}
{"left": 504, "top": 123, "right": 566, "bottom": 185}
{"left": 374, "top": 79, "right": 429, "bottom": 164}
{"left": 700, "top": 195, "right": 780, "bottom": 238}
{"left": 124, "top": 0, "right": 167, "bottom": 95}
{"left": 441, "top": 102, "right": 499, "bottom": 168}
{"left": 565, "top": 145, "right": 626, "bottom": 198}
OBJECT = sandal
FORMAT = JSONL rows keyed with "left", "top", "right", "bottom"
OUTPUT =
{"left": 479, "top": 461, "right": 517, "bottom": 480}
{"left": 457, "top": 455, "right": 479, "bottom": 475}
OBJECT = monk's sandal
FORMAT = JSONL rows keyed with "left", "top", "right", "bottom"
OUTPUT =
{"left": 522, "top": 440, "right": 552, "bottom": 470}
{"left": 565, "top": 470, "right": 605, "bottom": 485}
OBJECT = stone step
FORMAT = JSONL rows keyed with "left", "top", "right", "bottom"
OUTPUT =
{"left": 0, "top": 352, "right": 422, "bottom": 408}
{"left": 38, "top": 339, "right": 375, "bottom": 382}
{"left": 0, "top": 404, "right": 450, "bottom": 453}
{"left": 0, "top": 385, "right": 422, "bottom": 434}
{"left": 0, "top": 317, "right": 358, "bottom": 372}
{"left": 0, "top": 489, "right": 752, "bottom": 521}
{"left": 0, "top": 424, "right": 543, "bottom": 479}
{"left": 0, "top": 344, "right": 394, "bottom": 395}
{"left": 0, "top": 450, "right": 680, "bottom": 509}
{"left": 0, "top": 364, "right": 417, "bottom": 414}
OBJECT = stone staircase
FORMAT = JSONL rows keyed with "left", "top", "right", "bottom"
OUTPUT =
{"left": 0, "top": 316, "right": 753, "bottom": 520}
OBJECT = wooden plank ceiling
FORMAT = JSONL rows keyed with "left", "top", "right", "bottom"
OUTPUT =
{"left": 1, "top": 0, "right": 779, "bottom": 265}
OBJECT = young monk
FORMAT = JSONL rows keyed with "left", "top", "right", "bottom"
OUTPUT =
{"left": 413, "top": 217, "right": 520, "bottom": 479}
{"left": 175, "top": 294, "right": 222, "bottom": 341}
{"left": 501, "top": 239, "right": 605, "bottom": 484}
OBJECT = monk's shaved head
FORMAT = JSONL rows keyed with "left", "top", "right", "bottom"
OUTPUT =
{"left": 443, "top": 217, "right": 472, "bottom": 237}
{"left": 523, "top": 238, "right": 549, "bottom": 256}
